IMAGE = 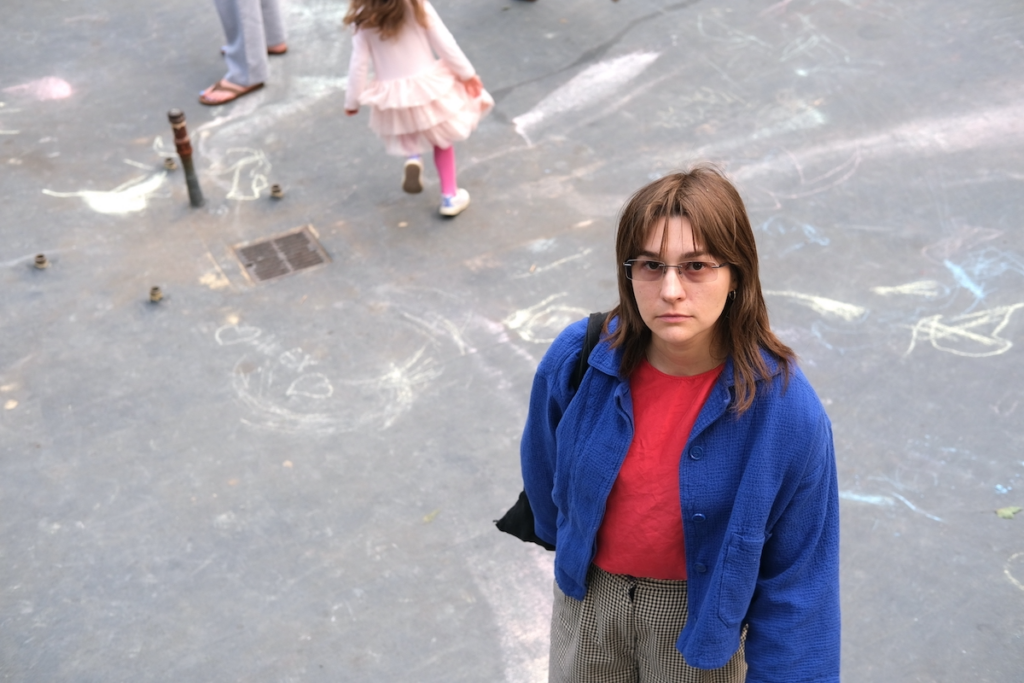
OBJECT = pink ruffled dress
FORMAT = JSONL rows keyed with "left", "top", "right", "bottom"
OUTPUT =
{"left": 344, "top": 1, "right": 493, "bottom": 157}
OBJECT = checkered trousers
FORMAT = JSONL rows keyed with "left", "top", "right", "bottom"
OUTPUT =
{"left": 550, "top": 566, "right": 747, "bottom": 683}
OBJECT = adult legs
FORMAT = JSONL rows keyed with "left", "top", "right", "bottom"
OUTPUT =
{"left": 549, "top": 569, "right": 637, "bottom": 683}
{"left": 633, "top": 579, "right": 746, "bottom": 683}
{"left": 260, "top": 0, "right": 287, "bottom": 49}
{"left": 549, "top": 567, "right": 746, "bottom": 683}
{"left": 214, "top": 0, "right": 269, "bottom": 86}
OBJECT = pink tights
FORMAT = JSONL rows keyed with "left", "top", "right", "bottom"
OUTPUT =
{"left": 432, "top": 145, "right": 457, "bottom": 197}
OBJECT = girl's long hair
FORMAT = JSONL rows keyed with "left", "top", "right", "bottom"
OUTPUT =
{"left": 607, "top": 166, "right": 795, "bottom": 414}
{"left": 343, "top": 0, "right": 428, "bottom": 40}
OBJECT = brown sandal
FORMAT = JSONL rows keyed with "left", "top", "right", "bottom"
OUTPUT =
{"left": 220, "top": 43, "right": 288, "bottom": 56}
{"left": 199, "top": 79, "right": 264, "bottom": 106}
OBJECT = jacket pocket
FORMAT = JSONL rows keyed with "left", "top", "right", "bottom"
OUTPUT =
{"left": 716, "top": 533, "right": 765, "bottom": 628}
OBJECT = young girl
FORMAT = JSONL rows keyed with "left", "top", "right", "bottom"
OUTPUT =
{"left": 343, "top": 0, "right": 492, "bottom": 217}
{"left": 520, "top": 168, "right": 840, "bottom": 682}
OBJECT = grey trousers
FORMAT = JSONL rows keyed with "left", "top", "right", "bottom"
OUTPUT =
{"left": 550, "top": 566, "right": 747, "bottom": 683}
{"left": 214, "top": 0, "right": 287, "bottom": 86}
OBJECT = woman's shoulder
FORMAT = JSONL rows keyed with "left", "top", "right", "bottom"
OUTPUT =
{"left": 737, "top": 359, "right": 834, "bottom": 475}
{"left": 758, "top": 358, "right": 830, "bottom": 426}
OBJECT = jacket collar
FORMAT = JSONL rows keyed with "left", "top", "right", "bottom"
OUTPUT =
{"left": 588, "top": 316, "right": 625, "bottom": 379}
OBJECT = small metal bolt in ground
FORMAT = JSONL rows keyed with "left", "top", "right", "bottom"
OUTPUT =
{"left": 164, "top": 157, "right": 178, "bottom": 171}
{"left": 34, "top": 254, "right": 49, "bottom": 269}
{"left": 270, "top": 184, "right": 284, "bottom": 199}
{"left": 149, "top": 286, "right": 163, "bottom": 303}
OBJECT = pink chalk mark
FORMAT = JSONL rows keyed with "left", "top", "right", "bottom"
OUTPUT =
{"left": 3, "top": 77, "right": 73, "bottom": 101}
{"left": 760, "top": 0, "right": 796, "bottom": 17}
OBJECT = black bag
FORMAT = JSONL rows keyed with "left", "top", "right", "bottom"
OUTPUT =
{"left": 494, "top": 490, "right": 555, "bottom": 551}
{"left": 495, "top": 312, "right": 609, "bottom": 551}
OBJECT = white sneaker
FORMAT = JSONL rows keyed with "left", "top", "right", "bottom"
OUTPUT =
{"left": 402, "top": 158, "right": 423, "bottom": 194}
{"left": 439, "top": 188, "right": 470, "bottom": 217}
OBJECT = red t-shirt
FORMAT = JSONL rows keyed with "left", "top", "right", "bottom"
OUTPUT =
{"left": 593, "top": 359, "right": 723, "bottom": 580}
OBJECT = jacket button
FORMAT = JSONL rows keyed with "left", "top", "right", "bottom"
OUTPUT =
{"left": 693, "top": 513, "right": 706, "bottom": 523}
{"left": 695, "top": 563, "right": 707, "bottom": 573}
{"left": 689, "top": 446, "right": 704, "bottom": 460}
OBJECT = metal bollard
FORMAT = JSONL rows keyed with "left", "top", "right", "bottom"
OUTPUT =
{"left": 167, "top": 109, "right": 205, "bottom": 207}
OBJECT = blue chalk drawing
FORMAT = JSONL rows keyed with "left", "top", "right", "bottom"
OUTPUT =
{"left": 943, "top": 260, "right": 985, "bottom": 300}
{"left": 941, "top": 247, "right": 1024, "bottom": 308}
{"left": 756, "top": 217, "right": 831, "bottom": 255}
{"left": 839, "top": 491, "right": 894, "bottom": 506}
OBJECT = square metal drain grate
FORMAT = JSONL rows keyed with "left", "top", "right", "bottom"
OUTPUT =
{"left": 234, "top": 225, "right": 330, "bottom": 283}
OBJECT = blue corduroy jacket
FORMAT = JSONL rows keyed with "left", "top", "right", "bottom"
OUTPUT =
{"left": 520, "top": 317, "right": 840, "bottom": 682}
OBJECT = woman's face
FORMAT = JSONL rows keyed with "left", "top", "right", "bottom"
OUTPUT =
{"left": 631, "top": 216, "right": 734, "bottom": 374}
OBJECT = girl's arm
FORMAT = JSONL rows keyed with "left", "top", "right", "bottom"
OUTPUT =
{"left": 344, "top": 29, "right": 370, "bottom": 114}
{"left": 421, "top": 1, "right": 477, "bottom": 81}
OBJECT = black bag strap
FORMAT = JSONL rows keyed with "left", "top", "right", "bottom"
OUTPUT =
{"left": 571, "top": 311, "right": 609, "bottom": 393}
{"left": 495, "top": 311, "right": 609, "bottom": 552}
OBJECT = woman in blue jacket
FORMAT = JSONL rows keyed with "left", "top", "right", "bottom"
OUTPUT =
{"left": 520, "top": 167, "right": 840, "bottom": 683}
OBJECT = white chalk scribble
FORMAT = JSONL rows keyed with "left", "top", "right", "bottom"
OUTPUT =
{"left": 905, "top": 303, "right": 1024, "bottom": 358}
{"left": 216, "top": 322, "right": 443, "bottom": 435}
{"left": 505, "top": 294, "right": 589, "bottom": 344}
{"left": 764, "top": 290, "right": 867, "bottom": 322}
{"left": 1006, "top": 552, "right": 1024, "bottom": 594}
{"left": 512, "top": 52, "right": 660, "bottom": 144}
{"left": 872, "top": 281, "right": 945, "bottom": 298}
{"left": 42, "top": 170, "right": 167, "bottom": 215}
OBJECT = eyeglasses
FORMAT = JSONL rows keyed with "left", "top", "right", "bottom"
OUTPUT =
{"left": 623, "top": 258, "right": 729, "bottom": 283}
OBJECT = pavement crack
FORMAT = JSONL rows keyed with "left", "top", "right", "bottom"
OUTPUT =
{"left": 490, "top": 0, "right": 702, "bottom": 105}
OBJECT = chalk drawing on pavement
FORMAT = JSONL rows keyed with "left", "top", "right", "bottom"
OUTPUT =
{"left": 505, "top": 294, "right": 590, "bottom": 344}
{"left": 216, "top": 322, "right": 442, "bottom": 435}
{"left": 904, "top": 303, "right": 1024, "bottom": 358}
{"left": 872, "top": 281, "right": 945, "bottom": 298}
{"left": 764, "top": 290, "right": 867, "bottom": 322}
{"left": 42, "top": 167, "right": 167, "bottom": 215}
{"left": 1006, "top": 552, "right": 1024, "bottom": 594}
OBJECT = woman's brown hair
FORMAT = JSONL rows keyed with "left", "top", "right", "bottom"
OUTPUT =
{"left": 607, "top": 166, "right": 795, "bottom": 414}
{"left": 343, "top": 0, "right": 428, "bottom": 40}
